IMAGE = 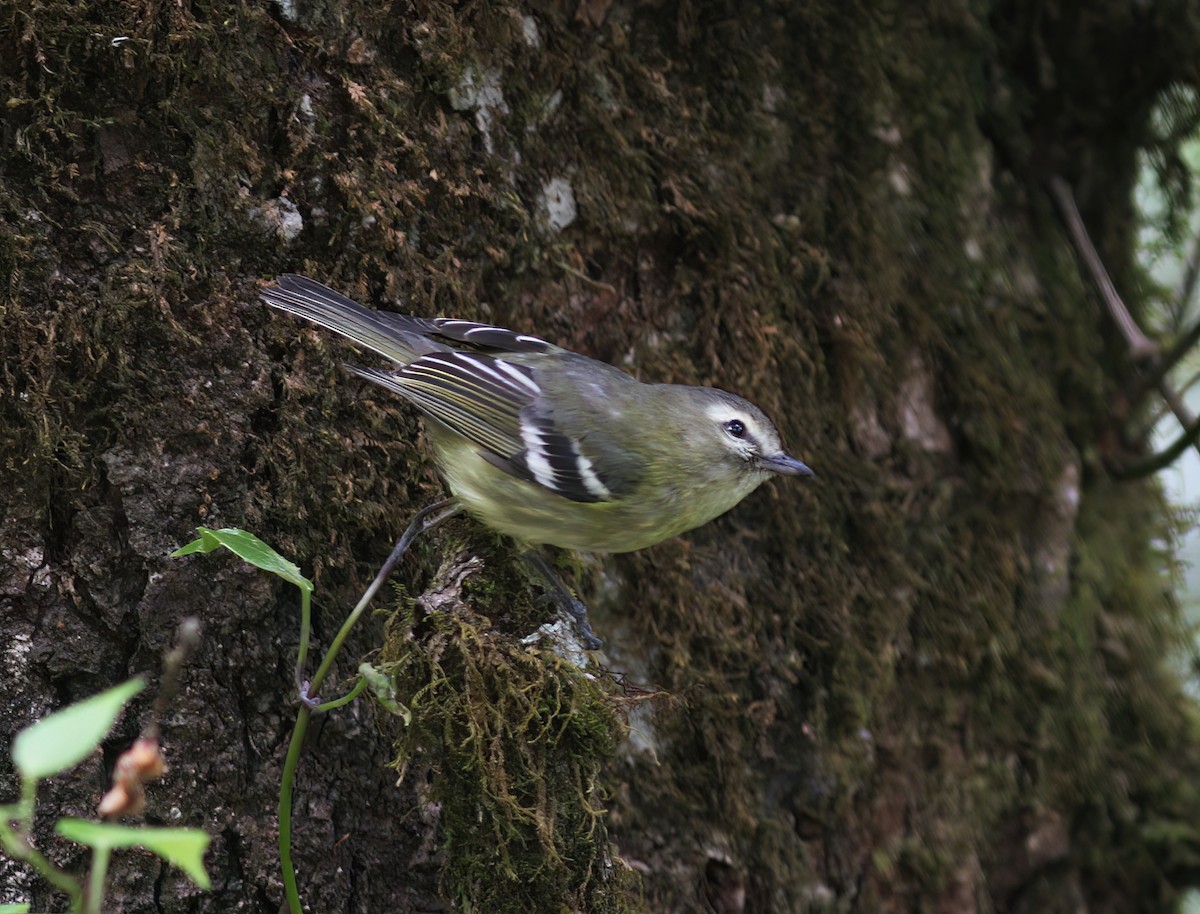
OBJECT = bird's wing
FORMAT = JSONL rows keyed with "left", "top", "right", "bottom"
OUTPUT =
{"left": 352, "top": 352, "right": 623, "bottom": 504}
{"left": 264, "top": 275, "right": 634, "bottom": 502}
{"left": 423, "top": 318, "right": 555, "bottom": 354}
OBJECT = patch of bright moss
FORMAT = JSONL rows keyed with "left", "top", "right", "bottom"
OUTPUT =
{"left": 379, "top": 587, "right": 640, "bottom": 914}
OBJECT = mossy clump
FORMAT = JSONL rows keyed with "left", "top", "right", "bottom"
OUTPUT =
{"left": 378, "top": 587, "right": 639, "bottom": 914}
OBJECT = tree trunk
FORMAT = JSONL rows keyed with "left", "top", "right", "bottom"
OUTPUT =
{"left": 4, "top": 1, "right": 1200, "bottom": 912}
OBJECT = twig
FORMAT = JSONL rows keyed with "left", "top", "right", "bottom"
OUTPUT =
{"left": 1047, "top": 176, "right": 1159, "bottom": 360}
{"left": 1111, "top": 413, "right": 1200, "bottom": 479}
{"left": 1048, "top": 175, "right": 1200, "bottom": 472}
{"left": 554, "top": 259, "right": 617, "bottom": 294}
{"left": 1124, "top": 232, "right": 1200, "bottom": 404}
{"left": 1134, "top": 312, "right": 1200, "bottom": 401}
{"left": 1158, "top": 379, "right": 1197, "bottom": 433}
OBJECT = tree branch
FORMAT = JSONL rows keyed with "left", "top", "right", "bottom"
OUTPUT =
{"left": 1047, "top": 176, "right": 1159, "bottom": 360}
{"left": 1111, "top": 412, "right": 1200, "bottom": 479}
{"left": 1127, "top": 234, "right": 1200, "bottom": 403}
{"left": 1048, "top": 175, "right": 1200, "bottom": 474}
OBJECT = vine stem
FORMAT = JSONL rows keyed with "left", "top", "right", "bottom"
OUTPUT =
{"left": 279, "top": 499, "right": 462, "bottom": 914}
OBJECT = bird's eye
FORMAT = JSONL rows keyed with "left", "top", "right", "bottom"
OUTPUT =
{"left": 724, "top": 419, "right": 747, "bottom": 439}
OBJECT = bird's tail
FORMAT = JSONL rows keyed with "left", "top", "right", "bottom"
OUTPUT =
{"left": 261, "top": 274, "right": 438, "bottom": 364}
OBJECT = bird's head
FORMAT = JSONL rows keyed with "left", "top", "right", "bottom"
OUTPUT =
{"left": 689, "top": 389, "right": 813, "bottom": 480}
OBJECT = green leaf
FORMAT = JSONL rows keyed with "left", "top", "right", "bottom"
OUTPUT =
{"left": 56, "top": 820, "right": 211, "bottom": 889}
{"left": 171, "top": 527, "right": 312, "bottom": 593}
{"left": 359, "top": 663, "right": 411, "bottom": 725}
{"left": 0, "top": 903, "right": 32, "bottom": 913}
{"left": 12, "top": 679, "right": 144, "bottom": 781}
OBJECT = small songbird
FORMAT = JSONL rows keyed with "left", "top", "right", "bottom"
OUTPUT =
{"left": 262, "top": 275, "right": 812, "bottom": 643}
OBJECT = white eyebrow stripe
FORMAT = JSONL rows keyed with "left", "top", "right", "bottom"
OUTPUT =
{"left": 705, "top": 403, "right": 740, "bottom": 424}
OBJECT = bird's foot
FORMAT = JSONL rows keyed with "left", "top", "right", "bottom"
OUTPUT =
{"left": 526, "top": 551, "right": 603, "bottom": 649}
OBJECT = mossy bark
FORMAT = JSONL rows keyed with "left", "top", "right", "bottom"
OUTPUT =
{"left": 3, "top": 1, "right": 1200, "bottom": 912}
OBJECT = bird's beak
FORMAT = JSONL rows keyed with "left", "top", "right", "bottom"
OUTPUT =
{"left": 757, "top": 453, "right": 814, "bottom": 477}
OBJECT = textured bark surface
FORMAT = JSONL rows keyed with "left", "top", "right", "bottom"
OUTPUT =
{"left": 4, "top": 1, "right": 1200, "bottom": 912}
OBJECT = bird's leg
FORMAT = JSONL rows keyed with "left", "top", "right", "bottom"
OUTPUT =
{"left": 297, "top": 497, "right": 462, "bottom": 707}
{"left": 523, "top": 550, "right": 603, "bottom": 649}
{"left": 374, "top": 498, "right": 463, "bottom": 593}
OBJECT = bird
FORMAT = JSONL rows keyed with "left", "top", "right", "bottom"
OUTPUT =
{"left": 262, "top": 274, "right": 813, "bottom": 644}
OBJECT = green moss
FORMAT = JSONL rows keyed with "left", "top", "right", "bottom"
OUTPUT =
{"left": 378, "top": 586, "right": 639, "bottom": 913}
